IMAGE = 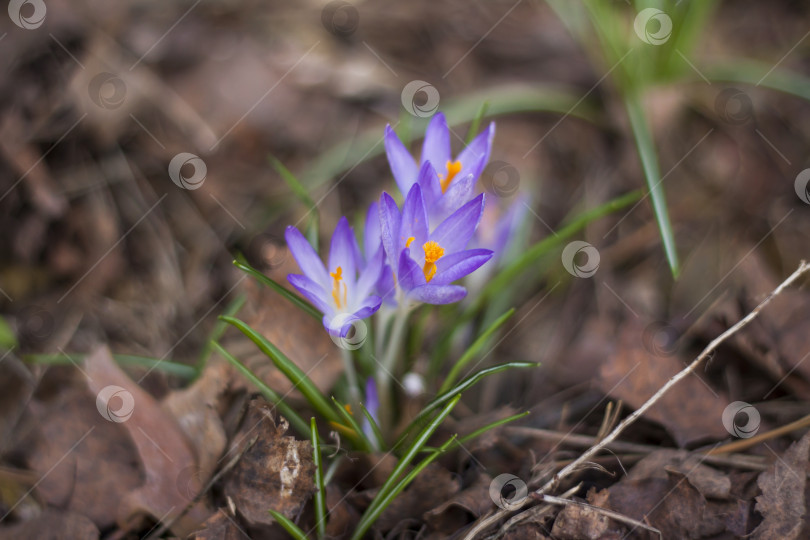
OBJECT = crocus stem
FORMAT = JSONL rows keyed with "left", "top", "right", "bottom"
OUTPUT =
{"left": 376, "top": 304, "right": 411, "bottom": 435}
{"left": 340, "top": 347, "right": 361, "bottom": 408}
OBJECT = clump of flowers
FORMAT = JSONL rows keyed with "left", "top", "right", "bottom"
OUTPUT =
{"left": 285, "top": 112, "right": 513, "bottom": 430}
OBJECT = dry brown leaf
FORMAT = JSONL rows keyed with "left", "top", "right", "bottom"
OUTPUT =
{"left": 598, "top": 321, "right": 730, "bottom": 447}
{"left": 374, "top": 463, "right": 460, "bottom": 532}
{"left": 751, "top": 431, "right": 810, "bottom": 540}
{"left": 0, "top": 509, "right": 99, "bottom": 540}
{"left": 83, "top": 346, "right": 209, "bottom": 536}
{"left": 223, "top": 398, "right": 315, "bottom": 530}
{"left": 626, "top": 450, "right": 732, "bottom": 500}
{"left": 24, "top": 368, "right": 141, "bottom": 530}
{"left": 162, "top": 361, "right": 229, "bottom": 498}
{"left": 424, "top": 471, "right": 493, "bottom": 531}
{"left": 188, "top": 508, "right": 248, "bottom": 540}
{"left": 609, "top": 471, "right": 708, "bottom": 538}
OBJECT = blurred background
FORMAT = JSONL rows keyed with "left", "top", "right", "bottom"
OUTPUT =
{"left": 3, "top": 0, "right": 810, "bottom": 537}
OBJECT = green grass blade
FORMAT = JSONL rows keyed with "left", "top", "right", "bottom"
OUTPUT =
{"left": 704, "top": 61, "right": 810, "bottom": 102}
{"left": 331, "top": 397, "right": 373, "bottom": 452}
{"left": 350, "top": 395, "right": 461, "bottom": 540}
{"left": 465, "top": 100, "right": 490, "bottom": 144}
{"left": 439, "top": 308, "right": 515, "bottom": 393}
{"left": 472, "top": 190, "right": 642, "bottom": 314}
{"left": 357, "top": 435, "right": 458, "bottom": 538}
{"left": 359, "top": 401, "right": 386, "bottom": 452}
{"left": 398, "top": 362, "right": 537, "bottom": 448}
{"left": 624, "top": 94, "right": 679, "bottom": 278}
{"left": 196, "top": 293, "right": 246, "bottom": 374}
{"left": 421, "top": 410, "right": 530, "bottom": 453}
{"left": 220, "top": 316, "right": 341, "bottom": 425}
{"left": 0, "top": 316, "right": 17, "bottom": 350}
{"left": 212, "top": 341, "right": 310, "bottom": 437}
{"left": 268, "top": 510, "right": 310, "bottom": 540}
{"left": 233, "top": 258, "right": 321, "bottom": 320}
{"left": 311, "top": 418, "right": 327, "bottom": 540}
{"left": 23, "top": 352, "right": 197, "bottom": 379}
{"left": 270, "top": 156, "right": 320, "bottom": 250}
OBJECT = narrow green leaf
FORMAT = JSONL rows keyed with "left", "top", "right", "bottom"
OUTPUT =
{"left": 421, "top": 411, "right": 530, "bottom": 453}
{"left": 271, "top": 156, "right": 317, "bottom": 209}
{"left": 212, "top": 341, "right": 310, "bottom": 438}
{"left": 311, "top": 418, "right": 327, "bottom": 540}
{"left": 351, "top": 395, "right": 461, "bottom": 540}
{"left": 220, "top": 316, "right": 341, "bottom": 425}
{"left": 0, "top": 316, "right": 17, "bottom": 350}
{"left": 440, "top": 308, "right": 515, "bottom": 393}
{"left": 331, "top": 396, "right": 373, "bottom": 452}
{"left": 475, "top": 189, "right": 642, "bottom": 311}
{"left": 233, "top": 258, "right": 321, "bottom": 320}
{"left": 705, "top": 61, "right": 810, "bottom": 102}
{"left": 268, "top": 510, "right": 310, "bottom": 540}
{"left": 23, "top": 352, "right": 197, "bottom": 379}
{"left": 359, "top": 401, "right": 386, "bottom": 452}
{"left": 357, "top": 435, "right": 458, "bottom": 537}
{"left": 398, "top": 363, "right": 537, "bottom": 448}
{"left": 624, "top": 94, "right": 679, "bottom": 278}
{"left": 465, "top": 101, "right": 490, "bottom": 144}
{"left": 196, "top": 293, "right": 246, "bottom": 374}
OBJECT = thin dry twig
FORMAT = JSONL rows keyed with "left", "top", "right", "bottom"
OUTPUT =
{"left": 706, "top": 412, "right": 810, "bottom": 455}
{"left": 536, "top": 494, "right": 662, "bottom": 538}
{"left": 463, "top": 260, "right": 810, "bottom": 540}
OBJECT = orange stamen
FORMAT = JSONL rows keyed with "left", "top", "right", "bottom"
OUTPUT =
{"left": 330, "top": 266, "right": 347, "bottom": 308}
{"left": 405, "top": 236, "right": 415, "bottom": 247}
{"left": 422, "top": 241, "right": 445, "bottom": 282}
{"left": 438, "top": 160, "right": 462, "bottom": 193}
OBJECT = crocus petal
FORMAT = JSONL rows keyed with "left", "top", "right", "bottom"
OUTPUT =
{"left": 430, "top": 193, "right": 485, "bottom": 255}
{"left": 364, "top": 200, "right": 382, "bottom": 263}
{"left": 415, "top": 161, "right": 442, "bottom": 215}
{"left": 379, "top": 192, "right": 402, "bottom": 269}
{"left": 408, "top": 284, "right": 467, "bottom": 304}
{"left": 384, "top": 125, "right": 419, "bottom": 195}
{"left": 431, "top": 248, "right": 493, "bottom": 286}
{"left": 287, "top": 273, "right": 334, "bottom": 315}
{"left": 375, "top": 264, "right": 397, "bottom": 304}
{"left": 351, "top": 295, "right": 382, "bottom": 320}
{"left": 328, "top": 217, "right": 357, "bottom": 292}
{"left": 355, "top": 246, "right": 384, "bottom": 300}
{"left": 285, "top": 226, "right": 329, "bottom": 288}
{"left": 420, "top": 112, "right": 451, "bottom": 173}
{"left": 456, "top": 122, "right": 494, "bottom": 183}
{"left": 397, "top": 248, "right": 426, "bottom": 292}
{"left": 431, "top": 172, "right": 476, "bottom": 224}
{"left": 400, "top": 183, "right": 428, "bottom": 252}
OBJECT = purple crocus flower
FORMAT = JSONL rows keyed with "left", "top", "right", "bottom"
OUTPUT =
{"left": 379, "top": 183, "right": 493, "bottom": 305}
{"left": 286, "top": 217, "right": 384, "bottom": 336}
{"left": 384, "top": 112, "right": 495, "bottom": 223}
{"left": 364, "top": 201, "right": 396, "bottom": 305}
